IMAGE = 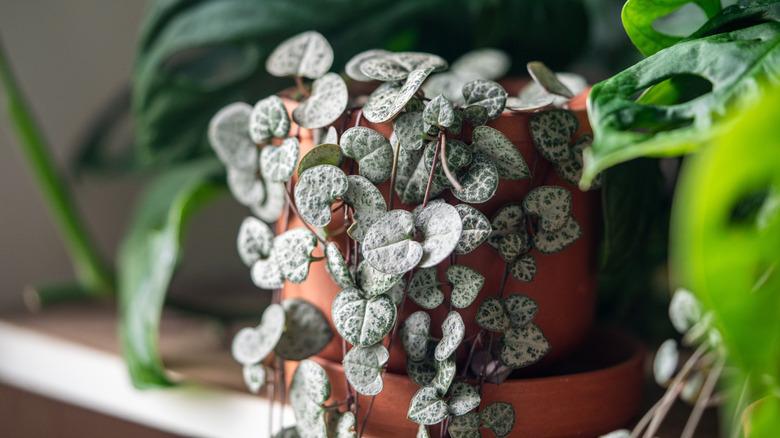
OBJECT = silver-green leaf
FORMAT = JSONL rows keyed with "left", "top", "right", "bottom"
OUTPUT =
{"left": 325, "top": 242, "right": 355, "bottom": 289}
{"left": 363, "top": 68, "right": 434, "bottom": 123}
{"left": 237, "top": 216, "right": 274, "bottom": 266}
{"left": 276, "top": 298, "right": 333, "bottom": 360}
{"left": 209, "top": 102, "right": 256, "bottom": 171}
{"left": 476, "top": 298, "right": 510, "bottom": 332}
{"left": 523, "top": 186, "right": 572, "bottom": 232}
{"left": 332, "top": 288, "right": 396, "bottom": 347}
{"left": 415, "top": 201, "right": 462, "bottom": 268}
{"left": 261, "top": 137, "right": 299, "bottom": 182}
{"left": 452, "top": 154, "right": 499, "bottom": 204}
{"left": 298, "top": 143, "right": 343, "bottom": 177}
{"left": 471, "top": 126, "right": 529, "bottom": 180}
{"left": 408, "top": 268, "right": 444, "bottom": 310}
{"left": 266, "top": 31, "right": 333, "bottom": 79}
{"left": 293, "top": 73, "right": 348, "bottom": 129}
{"left": 401, "top": 311, "right": 432, "bottom": 362}
{"left": 272, "top": 228, "right": 318, "bottom": 283}
{"left": 462, "top": 80, "right": 507, "bottom": 123}
{"left": 343, "top": 175, "right": 387, "bottom": 242}
{"left": 407, "top": 386, "right": 449, "bottom": 426}
{"left": 532, "top": 215, "right": 581, "bottom": 254}
{"left": 480, "top": 402, "right": 515, "bottom": 437}
{"left": 362, "top": 210, "right": 423, "bottom": 275}
{"left": 290, "top": 360, "right": 331, "bottom": 438}
{"left": 454, "top": 204, "right": 491, "bottom": 254}
{"left": 447, "top": 382, "right": 480, "bottom": 416}
{"left": 393, "top": 111, "right": 425, "bottom": 151}
{"left": 357, "top": 261, "right": 401, "bottom": 298}
{"left": 447, "top": 265, "right": 484, "bottom": 309}
{"left": 500, "top": 323, "right": 550, "bottom": 369}
{"left": 250, "top": 96, "right": 290, "bottom": 143}
{"left": 435, "top": 312, "right": 464, "bottom": 361}
{"left": 529, "top": 109, "right": 579, "bottom": 164}
{"left": 231, "top": 303, "right": 285, "bottom": 365}
{"left": 343, "top": 344, "right": 388, "bottom": 396}
{"left": 294, "top": 164, "right": 348, "bottom": 227}
{"left": 340, "top": 127, "right": 393, "bottom": 184}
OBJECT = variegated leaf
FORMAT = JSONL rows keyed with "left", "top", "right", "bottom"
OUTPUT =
{"left": 447, "top": 265, "right": 484, "bottom": 309}
{"left": 435, "top": 312, "right": 464, "bottom": 362}
{"left": 325, "top": 242, "right": 354, "bottom": 289}
{"left": 423, "top": 139, "right": 472, "bottom": 188}
{"left": 334, "top": 411, "right": 357, "bottom": 438}
{"left": 532, "top": 215, "right": 581, "bottom": 254}
{"left": 276, "top": 298, "right": 333, "bottom": 360}
{"left": 237, "top": 216, "right": 274, "bottom": 266}
{"left": 208, "top": 102, "right": 256, "bottom": 171}
{"left": 476, "top": 298, "right": 510, "bottom": 332}
{"left": 294, "top": 164, "right": 348, "bottom": 227}
{"left": 417, "top": 424, "right": 431, "bottom": 438}
{"left": 357, "top": 261, "right": 401, "bottom": 298}
{"left": 266, "top": 31, "right": 333, "bottom": 79}
{"left": 250, "top": 256, "right": 284, "bottom": 289}
{"left": 527, "top": 61, "right": 574, "bottom": 98}
{"left": 504, "top": 294, "right": 538, "bottom": 328}
{"left": 498, "top": 232, "right": 530, "bottom": 262}
{"left": 293, "top": 73, "right": 348, "bottom": 129}
{"left": 407, "top": 386, "right": 449, "bottom": 426}
{"left": 343, "top": 344, "right": 388, "bottom": 396}
{"left": 231, "top": 303, "right": 285, "bottom": 365}
{"left": 407, "top": 344, "right": 437, "bottom": 387}
{"left": 431, "top": 356, "right": 456, "bottom": 396}
{"left": 227, "top": 167, "right": 264, "bottom": 206}
{"left": 340, "top": 127, "right": 393, "bottom": 183}
{"left": 452, "top": 154, "right": 499, "bottom": 204}
{"left": 408, "top": 268, "right": 444, "bottom": 310}
{"left": 447, "top": 382, "right": 480, "bottom": 416}
{"left": 250, "top": 96, "right": 290, "bottom": 143}
{"left": 260, "top": 137, "right": 299, "bottom": 182}
{"left": 523, "top": 186, "right": 572, "bottom": 232}
{"left": 242, "top": 363, "right": 267, "bottom": 393}
{"left": 272, "top": 228, "right": 317, "bottom": 283}
{"left": 454, "top": 204, "right": 491, "bottom": 254}
{"left": 298, "top": 143, "right": 342, "bottom": 177}
{"left": 510, "top": 253, "right": 536, "bottom": 282}
{"left": 290, "top": 360, "right": 331, "bottom": 438}
{"left": 471, "top": 126, "right": 529, "bottom": 180}
{"left": 480, "top": 402, "right": 515, "bottom": 437}
{"left": 332, "top": 288, "right": 396, "bottom": 347}
{"left": 362, "top": 210, "right": 423, "bottom": 275}
{"left": 402, "top": 311, "right": 432, "bottom": 362}
{"left": 345, "top": 49, "right": 390, "bottom": 81}
{"left": 423, "top": 95, "right": 456, "bottom": 133}
{"left": 488, "top": 204, "right": 526, "bottom": 249}
{"left": 462, "top": 80, "right": 507, "bottom": 124}
{"left": 393, "top": 111, "right": 425, "bottom": 151}
{"left": 360, "top": 52, "right": 446, "bottom": 81}
{"left": 529, "top": 109, "right": 578, "bottom": 164}
{"left": 500, "top": 323, "right": 550, "bottom": 369}
{"left": 414, "top": 201, "right": 462, "bottom": 268}
{"left": 654, "top": 339, "right": 678, "bottom": 386}
{"left": 451, "top": 48, "right": 510, "bottom": 80}
{"left": 448, "top": 412, "right": 481, "bottom": 438}
{"left": 343, "top": 175, "right": 387, "bottom": 242}
{"left": 363, "top": 68, "right": 434, "bottom": 123}
{"left": 669, "top": 288, "right": 702, "bottom": 335}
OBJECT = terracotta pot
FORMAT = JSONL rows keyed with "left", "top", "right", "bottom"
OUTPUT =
{"left": 286, "top": 328, "right": 645, "bottom": 437}
{"left": 282, "top": 88, "right": 600, "bottom": 373}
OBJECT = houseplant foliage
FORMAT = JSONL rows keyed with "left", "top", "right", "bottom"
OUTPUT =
{"left": 209, "top": 31, "right": 596, "bottom": 437}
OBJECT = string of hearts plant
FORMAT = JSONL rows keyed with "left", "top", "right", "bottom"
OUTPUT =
{"left": 208, "top": 31, "right": 594, "bottom": 438}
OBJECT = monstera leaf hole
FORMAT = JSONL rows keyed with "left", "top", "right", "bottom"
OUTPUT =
{"left": 160, "top": 44, "right": 260, "bottom": 91}
{"left": 727, "top": 185, "right": 772, "bottom": 227}
{"left": 634, "top": 73, "right": 714, "bottom": 106}
{"left": 651, "top": 3, "right": 710, "bottom": 38}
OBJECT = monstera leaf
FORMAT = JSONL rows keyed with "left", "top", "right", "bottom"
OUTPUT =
{"left": 621, "top": 0, "right": 721, "bottom": 56}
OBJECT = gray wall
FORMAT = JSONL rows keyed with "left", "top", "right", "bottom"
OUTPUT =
{"left": 0, "top": 1, "right": 251, "bottom": 311}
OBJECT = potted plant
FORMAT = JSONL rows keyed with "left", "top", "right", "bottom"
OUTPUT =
{"left": 206, "top": 31, "right": 644, "bottom": 437}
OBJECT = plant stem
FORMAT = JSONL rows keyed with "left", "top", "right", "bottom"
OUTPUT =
{"left": 680, "top": 358, "right": 724, "bottom": 438}
{"left": 388, "top": 139, "right": 400, "bottom": 210}
{"left": 294, "top": 76, "right": 309, "bottom": 98}
{"left": 0, "top": 40, "right": 114, "bottom": 301}
{"left": 438, "top": 132, "right": 462, "bottom": 191}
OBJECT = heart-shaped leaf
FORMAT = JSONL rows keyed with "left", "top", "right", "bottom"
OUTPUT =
{"left": 504, "top": 294, "right": 538, "bottom": 328}
{"left": 237, "top": 216, "right": 274, "bottom": 266}
{"left": 363, "top": 68, "right": 434, "bottom": 123}
{"left": 447, "top": 265, "right": 484, "bottom": 309}
{"left": 407, "top": 342, "right": 437, "bottom": 387}
{"left": 516, "top": 71, "right": 587, "bottom": 109}
{"left": 408, "top": 386, "right": 449, "bottom": 426}
{"left": 360, "top": 52, "right": 447, "bottom": 81}
{"left": 555, "top": 134, "right": 593, "bottom": 186}
{"left": 250, "top": 96, "right": 291, "bottom": 144}
{"left": 332, "top": 288, "right": 396, "bottom": 347}
{"left": 451, "top": 48, "right": 510, "bottom": 80}
{"left": 527, "top": 61, "right": 575, "bottom": 98}
{"left": 447, "top": 382, "right": 481, "bottom": 416}
{"left": 325, "top": 242, "right": 355, "bottom": 289}
{"left": 340, "top": 127, "right": 393, "bottom": 183}
{"left": 344, "top": 344, "right": 388, "bottom": 396}
{"left": 334, "top": 411, "right": 357, "bottom": 438}
{"left": 471, "top": 126, "right": 529, "bottom": 180}
{"left": 510, "top": 253, "right": 536, "bottom": 282}
{"left": 488, "top": 204, "right": 526, "bottom": 249}
{"left": 454, "top": 204, "right": 491, "bottom": 254}
{"left": 261, "top": 137, "right": 299, "bottom": 182}
{"left": 668, "top": 288, "right": 702, "bottom": 335}
{"left": 231, "top": 303, "right": 285, "bottom": 365}
{"left": 654, "top": 339, "right": 679, "bottom": 385}
{"left": 523, "top": 186, "right": 572, "bottom": 232}
{"left": 293, "top": 73, "right": 348, "bottom": 129}
{"left": 476, "top": 298, "right": 510, "bottom": 332}
{"left": 480, "top": 402, "right": 516, "bottom": 437}
{"left": 290, "top": 360, "right": 331, "bottom": 438}
{"left": 227, "top": 167, "right": 265, "bottom": 206}
{"left": 529, "top": 109, "right": 579, "bottom": 164}
{"left": 394, "top": 146, "right": 447, "bottom": 205}
{"left": 423, "top": 139, "right": 472, "bottom": 188}
{"left": 431, "top": 356, "right": 456, "bottom": 396}
{"left": 435, "top": 312, "right": 465, "bottom": 361}
{"left": 251, "top": 256, "right": 284, "bottom": 289}
{"left": 402, "top": 311, "right": 432, "bottom": 362}
{"left": 343, "top": 175, "right": 387, "bottom": 242}
{"left": 298, "top": 143, "right": 343, "bottom": 177}
{"left": 272, "top": 228, "right": 317, "bottom": 283}
{"left": 500, "top": 323, "right": 550, "bottom": 368}
{"left": 423, "top": 95, "right": 456, "bottom": 133}
{"left": 448, "top": 412, "right": 481, "bottom": 438}
{"left": 414, "top": 201, "right": 463, "bottom": 268}
{"left": 417, "top": 424, "right": 431, "bottom": 438}
{"left": 275, "top": 298, "right": 333, "bottom": 360}
{"left": 393, "top": 111, "right": 425, "bottom": 151}
{"left": 462, "top": 80, "right": 508, "bottom": 123}
{"left": 387, "top": 280, "right": 406, "bottom": 305}
{"left": 408, "top": 268, "right": 444, "bottom": 310}
{"left": 505, "top": 94, "right": 554, "bottom": 112}
{"left": 208, "top": 102, "right": 257, "bottom": 171}
{"left": 452, "top": 154, "right": 499, "bottom": 204}
{"left": 345, "top": 49, "right": 390, "bottom": 81}
{"left": 242, "top": 363, "right": 267, "bottom": 394}
{"left": 294, "top": 164, "right": 348, "bottom": 227}
{"left": 362, "top": 210, "right": 424, "bottom": 275}
{"left": 357, "top": 261, "right": 401, "bottom": 298}
{"left": 266, "top": 31, "right": 333, "bottom": 79}
{"left": 251, "top": 177, "right": 286, "bottom": 223}
{"left": 497, "top": 232, "right": 530, "bottom": 263}
{"left": 532, "top": 215, "right": 581, "bottom": 254}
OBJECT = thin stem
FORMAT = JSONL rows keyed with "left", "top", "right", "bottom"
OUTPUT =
{"left": 422, "top": 137, "right": 442, "bottom": 208}
{"left": 294, "top": 76, "right": 310, "bottom": 98}
{"left": 460, "top": 332, "right": 483, "bottom": 378}
{"left": 388, "top": 139, "right": 401, "bottom": 210}
{"left": 438, "top": 132, "right": 462, "bottom": 191}
{"left": 267, "top": 377, "right": 276, "bottom": 437}
{"left": 283, "top": 184, "right": 327, "bottom": 245}
{"left": 277, "top": 357, "right": 288, "bottom": 431}
{"left": 0, "top": 39, "right": 114, "bottom": 299}
{"left": 680, "top": 358, "right": 724, "bottom": 438}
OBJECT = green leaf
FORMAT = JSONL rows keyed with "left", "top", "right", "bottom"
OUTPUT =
{"left": 423, "top": 95, "right": 456, "bottom": 133}
{"left": 414, "top": 201, "right": 463, "bottom": 268}
{"left": 325, "top": 242, "right": 355, "bottom": 289}
{"left": 363, "top": 68, "right": 434, "bottom": 123}
{"left": 621, "top": 0, "right": 721, "bottom": 56}
{"left": 250, "top": 95, "right": 291, "bottom": 144}
{"left": 529, "top": 109, "right": 579, "bottom": 165}
{"left": 298, "top": 143, "right": 343, "bottom": 176}
{"left": 266, "top": 31, "right": 333, "bottom": 79}
{"left": 452, "top": 154, "right": 499, "bottom": 204}
{"left": 343, "top": 344, "right": 388, "bottom": 396}
{"left": 476, "top": 298, "right": 510, "bottom": 332}
{"left": 435, "top": 311, "right": 465, "bottom": 361}
{"left": 272, "top": 228, "right": 318, "bottom": 283}
{"left": 447, "top": 265, "right": 484, "bottom": 309}
{"left": 237, "top": 216, "right": 274, "bottom": 266}
{"left": 291, "top": 360, "right": 331, "bottom": 438}
{"left": 393, "top": 111, "right": 425, "bottom": 151}
{"left": 293, "top": 73, "right": 349, "bottom": 129}
{"left": 454, "top": 204, "right": 492, "bottom": 255}
{"left": 276, "top": 298, "right": 333, "bottom": 360}
{"left": 488, "top": 204, "right": 526, "bottom": 249}
{"left": 408, "top": 268, "right": 444, "bottom": 310}
{"left": 332, "top": 288, "right": 397, "bottom": 347}
{"left": 448, "top": 412, "right": 481, "bottom": 438}
{"left": 231, "top": 303, "right": 285, "bottom": 365}
{"left": 461, "top": 79, "right": 508, "bottom": 123}
{"left": 357, "top": 261, "right": 401, "bottom": 298}
{"left": 294, "top": 164, "right": 348, "bottom": 227}
{"left": 527, "top": 61, "right": 575, "bottom": 98}
{"left": 498, "top": 233, "right": 529, "bottom": 263}
{"left": 340, "top": 127, "right": 393, "bottom": 184}
{"left": 500, "top": 323, "right": 550, "bottom": 368}
{"left": 408, "top": 386, "right": 449, "bottom": 426}
{"left": 532, "top": 215, "right": 581, "bottom": 254}
{"left": 402, "top": 311, "right": 432, "bottom": 362}
{"left": 260, "top": 137, "right": 299, "bottom": 183}
{"left": 362, "top": 210, "right": 424, "bottom": 275}
{"left": 510, "top": 254, "right": 536, "bottom": 282}
{"left": 522, "top": 186, "right": 572, "bottom": 232}
{"left": 471, "top": 126, "right": 529, "bottom": 180}
{"left": 504, "top": 294, "right": 538, "bottom": 328}
{"left": 447, "top": 382, "right": 481, "bottom": 416}
{"left": 208, "top": 102, "right": 256, "bottom": 171}
{"left": 584, "top": 22, "right": 780, "bottom": 188}
{"left": 343, "top": 175, "right": 388, "bottom": 242}
{"left": 119, "top": 158, "right": 223, "bottom": 387}
{"left": 480, "top": 402, "right": 516, "bottom": 437}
